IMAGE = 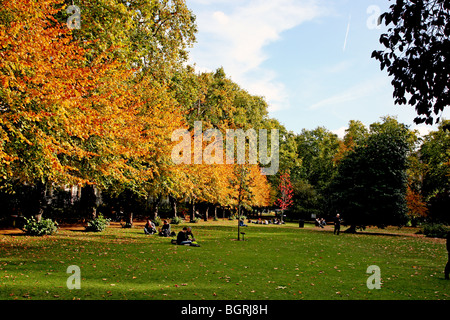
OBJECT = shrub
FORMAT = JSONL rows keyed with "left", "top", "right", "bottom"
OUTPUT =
{"left": 153, "top": 216, "right": 162, "bottom": 227}
{"left": 23, "top": 217, "right": 58, "bottom": 236}
{"left": 86, "top": 214, "right": 110, "bottom": 232}
{"left": 171, "top": 216, "right": 183, "bottom": 225}
{"left": 422, "top": 223, "right": 449, "bottom": 238}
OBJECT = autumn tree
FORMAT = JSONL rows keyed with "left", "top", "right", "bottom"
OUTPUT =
{"left": 0, "top": 0, "right": 189, "bottom": 221}
{"left": 0, "top": 0, "right": 143, "bottom": 212}
{"left": 406, "top": 185, "right": 428, "bottom": 225}
{"left": 0, "top": 0, "right": 277, "bottom": 223}
{"left": 274, "top": 171, "right": 294, "bottom": 223}
{"left": 66, "top": 0, "right": 196, "bottom": 220}
{"left": 231, "top": 165, "right": 252, "bottom": 240}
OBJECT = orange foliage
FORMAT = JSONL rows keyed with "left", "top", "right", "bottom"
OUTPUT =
{"left": 0, "top": 0, "right": 273, "bottom": 210}
{"left": 0, "top": 0, "right": 185, "bottom": 189}
{"left": 406, "top": 185, "right": 428, "bottom": 219}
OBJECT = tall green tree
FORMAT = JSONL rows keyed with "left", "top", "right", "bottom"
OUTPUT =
{"left": 64, "top": 0, "right": 197, "bottom": 81}
{"left": 329, "top": 118, "right": 410, "bottom": 231}
{"left": 420, "top": 120, "right": 450, "bottom": 223}
{"left": 295, "top": 127, "right": 340, "bottom": 191}
{"left": 344, "top": 120, "right": 369, "bottom": 149}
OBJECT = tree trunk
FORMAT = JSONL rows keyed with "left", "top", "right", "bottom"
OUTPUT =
{"left": 153, "top": 203, "right": 159, "bottom": 221}
{"left": 81, "top": 185, "right": 98, "bottom": 220}
{"left": 35, "top": 208, "right": 43, "bottom": 222}
{"left": 34, "top": 181, "right": 48, "bottom": 222}
{"left": 190, "top": 200, "right": 195, "bottom": 222}
{"left": 204, "top": 205, "right": 209, "bottom": 222}
{"left": 153, "top": 194, "right": 162, "bottom": 221}
{"left": 169, "top": 195, "right": 177, "bottom": 217}
{"left": 127, "top": 211, "right": 133, "bottom": 226}
{"left": 237, "top": 203, "right": 241, "bottom": 240}
{"left": 214, "top": 205, "right": 218, "bottom": 220}
{"left": 91, "top": 207, "right": 97, "bottom": 220}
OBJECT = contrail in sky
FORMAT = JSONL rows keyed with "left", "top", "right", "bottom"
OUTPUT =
{"left": 343, "top": 14, "right": 351, "bottom": 52}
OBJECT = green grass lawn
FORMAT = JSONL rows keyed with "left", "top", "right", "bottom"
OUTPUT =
{"left": 0, "top": 220, "right": 448, "bottom": 300}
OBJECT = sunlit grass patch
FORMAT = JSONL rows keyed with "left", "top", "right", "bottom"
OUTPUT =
{"left": 0, "top": 220, "right": 448, "bottom": 300}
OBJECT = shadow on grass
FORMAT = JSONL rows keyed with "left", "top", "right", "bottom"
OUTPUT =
{"left": 304, "top": 225, "right": 425, "bottom": 239}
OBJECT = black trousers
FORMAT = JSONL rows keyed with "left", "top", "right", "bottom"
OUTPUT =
{"left": 334, "top": 224, "right": 340, "bottom": 235}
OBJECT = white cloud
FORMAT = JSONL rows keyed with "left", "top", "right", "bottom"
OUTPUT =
{"left": 308, "top": 77, "right": 386, "bottom": 111}
{"left": 188, "top": 0, "right": 329, "bottom": 112}
{"left": 332, "top": 124, "right": 437, "bottom": 142}
{"left": 332, "top": 126, "right": 347, "bottom": 139}
{"left": 411, "top": 125, "right": 434, "bottom": 137}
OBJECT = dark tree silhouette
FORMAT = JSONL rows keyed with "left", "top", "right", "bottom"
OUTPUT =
{"left": 372, "top": 0, "right": 450, "bottom": 125}
{"left": 328, "top": 129, "right": 409, "bottom": 232}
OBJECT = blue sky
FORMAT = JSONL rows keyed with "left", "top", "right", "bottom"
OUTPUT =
{"left": 186, "top": 0, "right": 449, "bottom": 137}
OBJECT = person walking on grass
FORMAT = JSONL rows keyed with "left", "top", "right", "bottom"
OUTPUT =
{"left": 334, "top": 213, "right": 341, "bottom": 235}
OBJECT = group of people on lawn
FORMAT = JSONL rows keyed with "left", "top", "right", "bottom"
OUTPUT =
{"left": 142, "top": 212, "right": 341, "bottom": 247}
{"left": 243, "top": 218, "right": 284, "bottom": 226}
{"left": 144, "top": 218, "right": 199, "bottom": 246}
{"left": 143, "top": 215, "right": 450, "bottom": 278}
{"left": 316, "top": 214, "right": 342, "bottom": 235}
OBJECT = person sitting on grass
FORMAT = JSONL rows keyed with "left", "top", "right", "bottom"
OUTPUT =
{"left": 239, "top": 219, "right": 247, "bottom": 227}
{"left": 144, "top": 219, "right": 156, "bottom": 235}
{"left": 316, "top": 218, "right": 325, "bottom": 228}
{"left": 159, "top": 220, "right": 172, "bottom": 237}
{"left": 176, "top": 227, "right": 199, "bottom": 246}
{"left": 186, "top": 227, "right": 195, "bottom": 241}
